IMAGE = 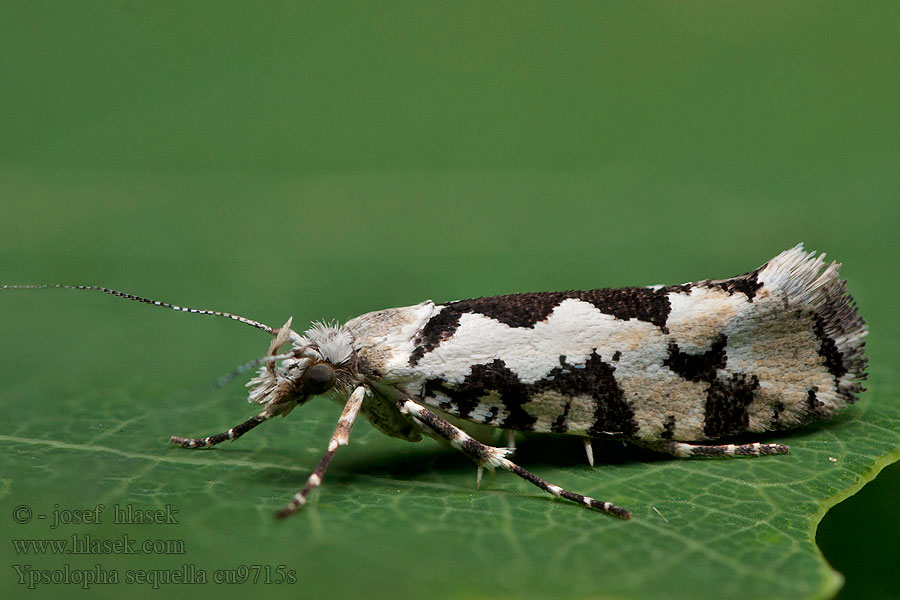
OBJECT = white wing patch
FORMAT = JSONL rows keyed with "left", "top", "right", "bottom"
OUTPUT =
{"left": 412, "top": 298, "right": 659, "bottom": 383}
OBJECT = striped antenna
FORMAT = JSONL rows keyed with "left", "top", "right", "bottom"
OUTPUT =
{"left": 1, "top": 284, "right": 278, "bottom": 336}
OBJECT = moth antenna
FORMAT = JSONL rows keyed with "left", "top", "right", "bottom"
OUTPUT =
{"left": 211, "top": 351, "right": 300, "bottom": 390}
{"left": 1, "top": 284, "right": 278, "bottom": 336}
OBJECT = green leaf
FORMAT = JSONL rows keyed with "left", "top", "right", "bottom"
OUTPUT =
{"left": 2, "top": 3, "right": 899, "bottom": 598}
{"left": 1, "top": 288, "right": 898, "bottom": 600}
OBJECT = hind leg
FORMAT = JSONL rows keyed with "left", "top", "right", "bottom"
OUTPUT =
{"left": 645, "top": 440, "right": 789, "bottom": 458}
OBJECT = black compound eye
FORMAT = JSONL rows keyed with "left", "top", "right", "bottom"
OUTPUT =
{"left": 303, "top": 362, "right": 336, "bottom": 395}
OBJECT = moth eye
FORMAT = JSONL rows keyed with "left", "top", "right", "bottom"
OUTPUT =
{"left": 303, "top": 362, "right": 336, "bottom": 395}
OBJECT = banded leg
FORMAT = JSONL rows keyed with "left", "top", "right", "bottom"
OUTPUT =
{"left": 478, "top": 431, "right": 518, "bottom": 488}
{"left": 170, "top": 410, "right": 273, "bottom": 448}
{"left": 647, "top": 440, "right": 790, "bottom": 458}
{"left": 276, "top": 385, "right": 366, "bottom": 518}
{"left": 398, "top": 399, "right": 630, "bottom": 519}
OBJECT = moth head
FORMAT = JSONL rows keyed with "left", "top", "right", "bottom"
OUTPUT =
{"left": 245, "top": 320, "right": 356, "bottom": 414}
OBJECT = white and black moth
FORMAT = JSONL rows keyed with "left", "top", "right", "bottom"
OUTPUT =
{"left": 2, "top": 244, "right": 867, "bottom": 519}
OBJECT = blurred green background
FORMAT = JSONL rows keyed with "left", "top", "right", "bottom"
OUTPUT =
{"left": 1, "top": 2, "right": 898, "bottom": 599}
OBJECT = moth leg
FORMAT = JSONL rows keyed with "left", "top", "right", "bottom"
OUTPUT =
{"left": 398, "top": 399, "right": 630, "bottom": 519}
{"left": 646, "top": 440, "right": 790, "bottom": 458}
{"left": 406, "top": 414, "right": 489, "bottom": 489}
{"left": 170, "top": 410, "right": 274, "bottom": 448}
{"left": 478, "top": 430, "right": 516, "bottom": 487}
{"left": 276, "top": 385, "right": 367, "bottom": 518}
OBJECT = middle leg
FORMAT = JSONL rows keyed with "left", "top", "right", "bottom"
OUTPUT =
{"left": 397, "top": 399, "right": 630, "bottom": 519}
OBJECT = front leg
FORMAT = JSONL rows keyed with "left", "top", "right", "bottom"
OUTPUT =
{"left": 397, "top": 399, "right": 630, "bottom": 519}
{"left": 170, "top": 410, "right": 274, "bottom": 448}
{"left": 276, "top": 385, "right": 367, "bottom": 518}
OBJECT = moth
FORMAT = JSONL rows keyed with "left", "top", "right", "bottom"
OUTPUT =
{"left": 2, "top": 244, "right": 867, "bottom": 519}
